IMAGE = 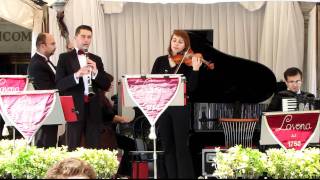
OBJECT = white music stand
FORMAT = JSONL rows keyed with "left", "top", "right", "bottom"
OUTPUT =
{"left": 119, "top": 75, "right": 186, "bottom": 108}
{"left": 119, "top": 74, "right": 186, "bottom": 179}
{"left": 0, "top": 90, "right": 65, "bottom": 147}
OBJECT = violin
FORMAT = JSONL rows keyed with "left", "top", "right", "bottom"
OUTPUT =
{"left": 171, "top": 48, "right": 215, "bottom": 70}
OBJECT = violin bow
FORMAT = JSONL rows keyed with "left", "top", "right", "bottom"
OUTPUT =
{"left": 174, "top": 47, "right": 190, "bottom": 74}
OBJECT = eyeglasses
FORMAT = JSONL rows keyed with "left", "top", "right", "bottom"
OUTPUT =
{"left": 287, "top": 80, "right": 302, "bottom": 84}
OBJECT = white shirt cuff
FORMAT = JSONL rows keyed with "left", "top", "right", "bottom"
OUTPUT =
{"left": 92, "top": 70, "right": 98, "bottom": 79}
{"left": 74, "top": 74, "right": 79, "bottom": 84}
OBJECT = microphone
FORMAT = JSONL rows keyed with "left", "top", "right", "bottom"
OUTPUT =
{"left": 83, "top": 48, "right": 88, "bottom": 56}
{"left": 296, "top": 93, "right": 315, "bottom": 110}
{"left": 305, "top": 93, "right": 315, "bottom": 98}
{"left": 304, "top": 93, "right": 315, "bottom": 106}
{"left": 297, "top": 93, "right": 314, "bottom": 102}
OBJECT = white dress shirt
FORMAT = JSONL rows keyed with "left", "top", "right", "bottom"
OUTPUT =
{"left": 74, "top": 48, "right": 98, "bottom": 96}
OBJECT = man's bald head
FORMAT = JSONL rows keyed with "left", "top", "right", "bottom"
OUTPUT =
{"left": 36, "top": 33, "right": 56, "bottom": 58}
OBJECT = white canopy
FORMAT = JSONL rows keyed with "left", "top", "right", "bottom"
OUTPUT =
{"left": 44, "top": 0, "right": 319, "bottom": 5}
{"left": 104, "top": 0, "right": 318, "bottom": 2}
{"left": 0, "top": 0, "right": 318, "bottom": 95}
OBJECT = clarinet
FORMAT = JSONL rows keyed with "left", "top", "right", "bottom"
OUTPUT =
{"left": 84, "top": 49, "right": 95, "bottom": 96}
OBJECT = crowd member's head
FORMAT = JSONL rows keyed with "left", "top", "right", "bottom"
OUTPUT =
{"left": 36, "top": 33, "right": 56, "bottom": 58}
{"left": 45, "top": 158, "right": 97, "bottom": 179}
{"left": 284, "top": 67, "right": 303, "bottom": 93}
{"left": 168, "top": 30, "right": 190, "bottom": 57}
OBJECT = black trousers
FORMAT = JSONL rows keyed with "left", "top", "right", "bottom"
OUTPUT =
{"left": 157, "top": 106, "right": 195, "bottom": 178}
{"left": 35, "top": 125, "right": 58, "bottom": 148}
{"left": 0, "top": 116, "right": 4, "bottom": 139}
{"left": 66, "top": 103, "right": 102, "bottom": 151}
{"left": 116, "top": 134, "right": 136, "bottom": 176}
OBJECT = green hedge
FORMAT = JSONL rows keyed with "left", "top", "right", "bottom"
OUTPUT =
{"left": 213, "top": 145, "right": 320, "bottom": 179}
{"left": 0, "top": 139, "right": 119, "bottom": 179}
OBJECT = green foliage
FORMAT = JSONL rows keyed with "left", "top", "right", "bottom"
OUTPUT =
{"left": 266, "top": 148, "right": 320, "bottom": 179}
{"left": 213, "top": 145, "right": 267, "bottom": 179}
{"left": 0, "top": 139, "right": 119, "bottom": 179}
{"left": 213, "top": 145, "right": 320, "bottom": 179}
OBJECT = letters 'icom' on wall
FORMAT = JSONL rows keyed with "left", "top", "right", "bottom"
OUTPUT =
{"left": 0, "top": 18, "right": 31, "bottom": 53}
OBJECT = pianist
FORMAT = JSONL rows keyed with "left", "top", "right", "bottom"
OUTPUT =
{"left": 267, "top": 67, "right": 314, "bottom": 112}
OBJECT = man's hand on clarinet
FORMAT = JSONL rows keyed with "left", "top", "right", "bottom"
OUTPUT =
{"left": 87, "top": 59, "right": 97, "bottom": 73}
{"left": 75, "top": 66, "right": 91, "bottom": 78}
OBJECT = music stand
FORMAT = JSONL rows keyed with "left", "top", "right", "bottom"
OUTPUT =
{"left": 1, "top": 91, "right": 66, "bottom": 147}
{"left": 0, "top": 75, "right": 29, "bottom": 137}
{"left": 120, "top": 74, "right": 186, "bottom": 179}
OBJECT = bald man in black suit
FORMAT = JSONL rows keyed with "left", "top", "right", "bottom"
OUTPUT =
{"left": 28, "top": 33, "right": 58, "bottom": 148}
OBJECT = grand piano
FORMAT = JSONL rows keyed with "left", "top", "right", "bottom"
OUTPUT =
{"left": 185, "top": 30, "right": 277, "bottom": 176}
{"left": 188, "top": 30, "right": 276, "bottom": 103}
{"left": 188, "top": 30, "right": 276, "bottom": 130}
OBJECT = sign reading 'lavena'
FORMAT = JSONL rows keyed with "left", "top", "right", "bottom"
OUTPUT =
{"left": 265, "top": 112, "right": 320, "bottom": 150}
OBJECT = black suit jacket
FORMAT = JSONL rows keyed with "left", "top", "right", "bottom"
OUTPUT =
{"left": 55, "top": 49, "right": 112, "bottom": 122}
{"left": 28, "top": 53, "right": 56, "bottom": 90}
{"left": 28, "top": 53, "right": 58, "bottom": 147}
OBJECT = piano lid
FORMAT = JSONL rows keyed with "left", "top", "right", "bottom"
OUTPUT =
{"left": 187, "top": 31, "right": 277, "bottom": 103}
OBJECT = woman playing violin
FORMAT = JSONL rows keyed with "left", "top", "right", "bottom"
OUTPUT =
{"left": 151, "top": 30, "right": 208, "bottom": 178}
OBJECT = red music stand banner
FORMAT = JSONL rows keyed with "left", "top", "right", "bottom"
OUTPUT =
{"left": 264, "top": 111, "right": 320, "bottom": 150}
{"left": 60, "top": 96, "right": 77, "bottom": 122}
{"left": 0, "top": 75, "right": 28, "bottom": 92}
{"left": 0, "top": 90, "right": 56, "bottom": 143}
{"left": 0, "top": 75, "right": 28, "bottom": 113}
{"left": 123, "top": 75, "right": 181, "bottom": 126}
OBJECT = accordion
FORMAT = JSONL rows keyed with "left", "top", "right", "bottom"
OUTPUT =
{"left": 282, "top": 97, "right": 319, "bottom": 112}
